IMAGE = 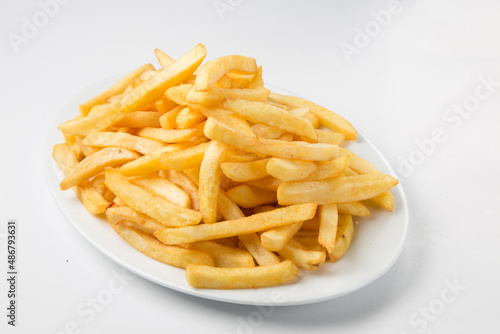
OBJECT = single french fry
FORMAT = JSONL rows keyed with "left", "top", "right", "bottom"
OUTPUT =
{"left": 226, "top": 185, "right": 277, "bottom": 208}
{"left": 221, "top": 99, "right": 317, "bottom": 141}
{"left": 199, "top": 141, "right": 228, "bottom": 224}
{"left": 261, "top": 222, "right": 303, "bottom": 252}
{"left": 337, "top": 202, "right": 370, "bottom": 216}
{"left": 329, "top": 214, "right": 354, "bottom": 262}
{"left": 154, "top": 48, "right": 175, "bottom": 68}
{"left": 82, "top": 132, "right": 166, "bottom": 155}
{"left": 106, "top": 205, "right": 168, "bottom": 234}
{"left": 266, "top": 158, "right": 317, "bottom": 182}
{"left": 161, "top": 170, "right": 201, "bottom": 211}
{"left": 278, "top": 174, "right": 399, "bottom": 205}
{"left": 79, "top": 63, "right": 155, "bottom": 116}
{"left": 238, "top": 233, "right": 281, "bottom": 266}
{"left": 277, "top": 239, "right": 326, "bottom": 271}
{"left": 130, "top": 174, "right": 191, "bottom": 208}
{"left": 60, "top": 148, "right": 140, "bottom": 190}
{"left": 268, "top": 93, "right": 357, "bottom": 140}
{"left": 155, "top": 203, "right": 317, "bottom": 245}
{"left": 114, "top": 111, "right": 162, "bottom": 128}
{"left": 110, "top": 223, "right": 214, "bottom": 268}
{"left": 318, "top": 204, "right": 338, "bottom": 253}
{"left": 159, "top": 142, "right": 210, "bottom": 170}
{"left": 136, "top": 127, "right": 197, "bottom": 143}
{"left": 105, "top": 169, "right": 202, "bottom": 227}
{"left": 176, "top": 106, "right": 206, "bottom": 129}
{"left": 204, "top": 117, "right": 340, "bottom": 161}
{"left": 188, "top": 241, "right": 255, "bottom": 268}
{"left": 220, "top": 158, "right": 269, "bottom": 182}
{"left": 245, "top": 176, "right": 281, "bottom": 192}
{"left": 369, "top": 191, "right": 395, "bottom": 212}
{"left": 194, "top": 55, "right": 258, "bottom": 92}
{"left": 300, "top": 155, "right": 349, "bottom": 182}
{"left": 315, "top": 129, "right": 345, "bottom": 145}
{"left": 185, "top": 260, "right": 299, "bottom": 289}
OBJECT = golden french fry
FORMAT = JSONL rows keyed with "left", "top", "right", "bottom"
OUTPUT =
{"left": 225, "top": 185, "right": 277, "bottom": 208}
{"left": 221, "top": 99, "right": 317, "bottom": 141}
{"left": 226, "top": 71, "right": 255, "bottom": 88}
{"left": 220, "top": 158, "right": 269, "bottom": 182}
{"left": 251, "top": 124, "right": 286, "bottom": 139}
{"left": 268, "top": 93, "right": 357, "bottom": 140}
{"left": 130, "top": 174, "right": 191, "bottom": 208}
{"left": 82, "top": 132, "right": 165, "bottom": 155}
{"left": 74, "top": 135, "right": 99, "bottom": 157}
{"left": 136, "top": 127, "right": 197, "bottom": 143}
{"left": 329, "top": 214, "right": 354, "bottom": 262}
{"left": 278, "top": 174, "right": 398, "bottom": 205}
{"left": 154, "top": 48, "right": 175, "bottom": 68}
{"left": 63, "top": 133, "right": 85, "bottom": 161}
{"left": 318, "top": 204, "right": 338, "bottom": 253}
{"left": 106, "top": 205, "right": 168, "bottom": 234}
{"left": 278, "top": 239, "right": 326, "bottom": 271}
{"left": 337, "top": 202, "right": 370, "bottom": 216}
{"left": 194, "top": 55, "right": 258, "bottom": 92}
{"left": 266, "top": 158, "right": 317, "bottom": 182}
{"left": 315, "top": 129, "right": 345, "bottom": 145}
{"left": 369, "top": 191, "right": 395, "bottom": 212}
{"left": 185, "top": 86, "right": 270, "bottom": 105}
{"left": 189, "top": 104, "right": 255, "bottom": 138}
{"left": 204, "top": 117, "right": 340, "bottom": 161}
{"left": 161, "top": 170, "right": 201, "bottom": 211}
{"left": 105, "top": 168, "right": 202, "bottom": 227}
{"left": 164, "top": 84, "right": 191, "bottom": 105}
{"left": 245, "top": 176, "right": 281, "bottom": 192}
{"left": 155, "top": 203, "right": 317, "bottom": 245}
{"left": 300, "top": 155, "right": 349, "bottom": 181}
{"left": 199, "top": 141, "right": 228, "bottom": 224}
{"left": 159, "top": 105, "right": 183, "bottom": 129}
{"left": 176, "top": 106, "right": 206, "bottom": 129}
{"left": 188, "top": 241, "right": 255, "bottom": 268}
{"left": 159, "top": 142, "right": 210, "bottom": 170}
{"left": 185, "top": 260, "right": 299, "bottom": 289}
{"left": 238, "top": 233, "right": 281, "bottom": 266}
{"left": 114, "top": 111, "right": 162, "bottom": 128}
{"left": 261, "top": 222, "right": 303, "bottom": 252}
{"left": 79, "top": 63, "right": 155, "bottom": 116}
{"left": 247, "top": 66, "right": 264, "bottom": 89}
{"left": 110, "top": 223, "right": 214, "bottom": 268}
{"left": 60, "top": 148, "right": 140, "bottom": 190}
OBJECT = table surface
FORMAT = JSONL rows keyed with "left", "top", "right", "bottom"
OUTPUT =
{"left": 1, "top": 1, "right": 499, "bottom": 333}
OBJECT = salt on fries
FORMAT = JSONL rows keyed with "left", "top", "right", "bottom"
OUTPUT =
{"left": 53, "top": 44, "right": 398, "bottom": 289}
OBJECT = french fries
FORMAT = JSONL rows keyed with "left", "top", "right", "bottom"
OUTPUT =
{"left": 52, "top": 45, "right": 398, "bottom": 290}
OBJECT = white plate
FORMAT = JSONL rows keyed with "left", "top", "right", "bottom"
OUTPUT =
{"left": 44, "top": 75, "right": 409, "bottom": 306}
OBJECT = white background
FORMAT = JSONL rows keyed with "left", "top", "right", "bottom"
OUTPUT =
{"left": 1, "top": 0, "right": 499, "bottom": 333}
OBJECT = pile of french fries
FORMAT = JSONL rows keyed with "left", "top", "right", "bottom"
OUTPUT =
{"left": 52, "top": 44, "right": 398, "bottom": 289}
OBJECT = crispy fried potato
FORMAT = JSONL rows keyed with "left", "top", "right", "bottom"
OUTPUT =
{"left": 188, "top": 241, "right": 255, "bottom": 268}
{"left": 328, "top": 214, "right": 354, "bottom": 262}
{"left": 318, "top": 204, "right": 338, "bottom": 253}
{"left": 82, "top": 132, "right": 165, "bottom": 155}
{"left": 220, "top": 158, "right": 269, "bottom": 182}
{"left": 266, "top": 158, "right": 317, "bottom": 182}
{"left": 130, "top": 174, "right": 191, "bottom": 208}
{"left": 277, "top": 239, "right": 326, "bottom": 271}
{"left": 226, "top": 185, "right": 277, "bottom": 208}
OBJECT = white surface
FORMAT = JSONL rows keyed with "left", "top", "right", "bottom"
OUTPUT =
{"left": 1, "top": 0, "right": 499, "bottom": 333}
{"left": 45, "top": 76, "right": 409, "bottom": 306}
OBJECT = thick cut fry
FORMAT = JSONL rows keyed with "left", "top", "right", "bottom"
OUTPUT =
{"left": 220, "top": 158, "right": 269, "bottom": 182}
{"left": 300, "top": 155, "right": 349, "bottom": 181}
{"left": 131, "top": 174, "right": 191, "bottom": 208}
{"left": 106, "top": 205, "right": 168, "bottom": 234}
{"left": 60, "top": 148, "right": 140, "bottom": 190}
{"left": 189, "top": 104, "right": 255, "bottom": 137}
{"left": 159, "top": 105, "right": 183, "bottom": 129}
{"left": 261, "top": 222, "right": 303, "bottom": 252}
{"left": 114, "top": 111, "right": 162, "bottom": 128}
{"left": 221, "top": 99, "right": 317, "bottom": 141}
{"left": 79, "top": 63, "right": 155, "bottom": 116}
{"left": 226, "top": 185, "right": 277, "bottom": 208}
{"left": 185, "top": 86, "right": 270, "bottom": 105}
{"left": 199, "top": 141, "right": 227, "bottom": 224}
{"left": 161, "top": 170, "right": 201, "bottom": 211}
{"left": 136, "top": 127, "right": 197, "bottom": 143}
{"left": 176, "top": 106, "right": 206, "bottom": 129}
{"left": 266, "top": 158, "right": 317, "bottom": 182}
{"left": 277, "top": 239, "right": 326, "bottom": 271}
{"left": 337, "top": 202, "right": 370, "bottom": 216}
{"left": 329, "top": 214, "right": 354, "bottom": 262}
{"left": 245, "top": 176, "right": 281, "bottom": 191}
{"left": 194, "top": 55, "right": 258, "bottom": 92}
{"left": 185, "top": 260, "right": 299, "bottom": 289}
{"left": 188, "top": 241, "right": 255, "bottom": 268}
{"left": 278, "top": 174, "right": 399, "bottom": 205}
{"left": 120, "top": 44, "right": 207, "bottom": 113}
{"left": 111, "top": 224, "right": 214, "bottom": 268}
{"left": 82, "top": 132, "right": 165, "bottom": 155}
{"left": 268, "top": 93, "right": 357, "bottom": 140}
{"left": 318, "top": 204, "right": 338, "bottom": 253}
{"left": 154, "top": 48, "right": 175, "bottom": 68}
{"left": 369, "top": 191, "right": 395, "bottom": 212}
{"left": 204, "top": 117, "right": 340, "bottom": 161}
{"left": 155, "top": 203, "right": 317, "bottom": 245}
{"left": 315, "top": 129, "right": 345, "bottom": 145}
{"left": 159, "top": 142, "right": 210, "bottom": 170}
{"left": 105, "top": 169, "right": 202, "bottom": 227}
{"left": 119, "top": 139, "right": 204, "bottom": 177}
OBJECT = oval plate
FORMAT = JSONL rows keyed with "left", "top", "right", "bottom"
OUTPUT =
{"left": 45, "top": 76, "right": 409, "bottom": 306}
